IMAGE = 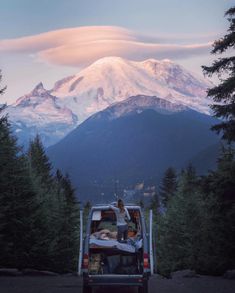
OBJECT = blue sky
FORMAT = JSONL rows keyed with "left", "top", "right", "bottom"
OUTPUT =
{"left": 0, "top": 0, "right": 234, "bottom": 103}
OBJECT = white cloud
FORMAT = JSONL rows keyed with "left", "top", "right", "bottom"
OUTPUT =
{"left": 0, "top": 26, "right": 212, "bottom": 67}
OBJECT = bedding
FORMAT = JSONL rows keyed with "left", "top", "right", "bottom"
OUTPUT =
{"left": 89, "top": 229, "right": 142, "bottom": 253}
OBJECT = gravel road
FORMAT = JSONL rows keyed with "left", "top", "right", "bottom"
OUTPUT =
{"left": 0, "top": 275, "right": 234, "bottom": 293}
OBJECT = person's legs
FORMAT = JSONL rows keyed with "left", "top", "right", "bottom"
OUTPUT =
{"left": 123, "top": 225, "right": 128, "bottom": 240}
{"left": 117, "top": 226, "right": 122, "bottom": 242}
{"left": 117, "top": 225, "right": 128, "bottom": 242}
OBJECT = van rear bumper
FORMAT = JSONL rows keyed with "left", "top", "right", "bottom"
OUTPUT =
{"left": 83, "top": 274, "right": 148, "bottom": 286}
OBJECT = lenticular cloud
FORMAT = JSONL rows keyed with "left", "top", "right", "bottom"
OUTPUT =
{"left": 0, "top": 26, "right": 211, "bottom": 67}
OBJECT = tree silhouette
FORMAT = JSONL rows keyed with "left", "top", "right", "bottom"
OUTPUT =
{"left": 202, "top": 6, "right": 235, "bottom": 142}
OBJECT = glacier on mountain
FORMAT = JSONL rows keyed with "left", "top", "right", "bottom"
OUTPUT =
{"left": 2, "top": 57, "right": 213, "bottom": 146}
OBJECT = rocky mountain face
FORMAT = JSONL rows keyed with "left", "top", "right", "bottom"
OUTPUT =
{"left": 2, "top": 57, "right": 212, "bottom": 146}
{"left": 90, "top": 94, "right": 188, "bottom": 121}
{"left": 4, "top": 82, "right": 77, "bottom": 146}
{"left": 47, "top": 97, "right": 219, "bottom": 201}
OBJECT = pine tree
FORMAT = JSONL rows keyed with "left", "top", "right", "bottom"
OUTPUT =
{"left": 0, "top": 70, "right": 6, "bottom": 96}
{"left": 0, "top": 114, "right": 39, "bottom": 269}
{"left": 28, "top": 134, "right": 53, "bottom": 186}
{"left": 27, "top": 137, "right": 80, "bottom": 272}
{"left": 52, "top": 172, "right": 80, "bottom": 272}
{"left": 159, "top": 167, "right": 177, "bottom": 208}
{"left": 0, "top": 77, "right": 80, "bottom": 272}
{"left": 156, "top": 165, "right": 201, "bottom": 276}
{"left": 27, "top": 135, "right": 59, "bottom": 270}
{"left": 202, "top": 6, "right": 235, "bottom": 142}
{"left": 197, "top": 147, "right": 235, "bottom": 274}
{"left": 200, "top": 14, "right": 235, "bottom": 270}
{"left": 179, "top": 163, "right": 197, "bottom": 193}
{"left": 150, "top": 192, "right": 161, "bottom": 216}
{"left": 84, "top": 200, "right": 91, "bottom": 211}
{"left": 138, "top": 198, "right": 144, "bottom": 209}
{"left": 83, "top": 200, "right": 91, "bottom": 224}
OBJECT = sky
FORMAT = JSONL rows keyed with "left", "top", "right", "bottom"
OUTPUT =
{"left": 0, "top": 0, "right": 234, "bottom": 104}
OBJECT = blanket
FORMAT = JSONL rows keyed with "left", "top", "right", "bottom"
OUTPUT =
{"left": 89, "top": 229, "right": 142, "bottom": 253}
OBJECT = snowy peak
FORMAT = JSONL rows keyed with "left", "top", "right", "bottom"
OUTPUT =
{"left": 51, "top": 56, "right": 212, "bottom": 116}
{"left": 4, "top": 56, "right": 213, "bottom": 146}
{"left": 31, "top": 82, "right": 47, "bottom": 96}
{"left": 91, "top": 95, "right": 188, "bottom": 121}
{"left": 3, "top": 82, "right": 78, "bottom": 146}
{"left": 15, "top": 82, "right": 53, "bottom": 108}
{"left": 141, "top": 58, "right": 210, "bottom": 98}
{"left": 11, "top": 83, "right": 77, "bottom": 126}
{"left": 90, "top": 56, "right": 128, "bottom": 66}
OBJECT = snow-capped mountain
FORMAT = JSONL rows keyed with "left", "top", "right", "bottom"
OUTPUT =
{"left": 3, "top": 57, "right": 212, "bottom": 146}
{"left": 47, "top": 99, "right": 219, "bottom": 201}
{"left": 51, "top": 57, "right": 212, "bottom": 119}
{"left": 89, "top": 94, "right": 188, "bottom": 122}
{"left": 12, "top": 82, "right": 77, "bottom": 126}
{"left": 4, "top": 83, "right": 77, "bottom": 146}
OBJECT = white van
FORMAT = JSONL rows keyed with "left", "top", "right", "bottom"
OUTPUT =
{"left": 78, "top": 203, "right": 154, "bottom": 293}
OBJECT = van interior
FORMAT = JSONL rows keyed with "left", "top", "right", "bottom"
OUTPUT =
{"left": 88, "top": 208, "right": 144, "bottom": 275}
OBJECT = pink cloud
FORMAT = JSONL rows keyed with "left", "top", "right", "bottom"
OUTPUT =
{"left": 0, "top": 26, "right": 212, "bottom": 67}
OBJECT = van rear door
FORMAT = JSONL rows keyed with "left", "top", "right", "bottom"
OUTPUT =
{"left": 78, "top": 209, "right": 83, "bottom": 276}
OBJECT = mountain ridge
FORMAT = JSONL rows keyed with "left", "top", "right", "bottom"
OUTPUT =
{"left": 2, "top": 57, "right": 212, "bottom": 146}
{"left": 47, "top": 99, "right": 219, "bottom": 201}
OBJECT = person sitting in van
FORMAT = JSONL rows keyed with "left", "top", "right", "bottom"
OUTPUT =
{"left": 109, "top": 199, "right": 131, "bottom": 242}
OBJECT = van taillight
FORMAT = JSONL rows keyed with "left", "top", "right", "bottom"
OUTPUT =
{"left": 83, "top": 254, "right": 89, "bottom": 269}
{"left": 143, "top": 253, "right": 149, "bottom": 269}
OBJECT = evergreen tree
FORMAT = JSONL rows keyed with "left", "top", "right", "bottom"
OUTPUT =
{"left": 157, "top": 166, "right": 201, "bottom": 276}
{"left": 150, "top": 192, "right": 161, "bottom": 216}
{"left": 202, "top": 6, "right": 235, "bottom": 142}
{"left": 138, "top": 198, "right": 144, "bottom": 209}
{"left": 84, "top": 200, "right": 91, "bottom": 211}
{"left": 0, "top": 114, "right": 39, "bottom": 269}
{"left": 28, "top": 134, "right": 53, "bottom": 186}
{"left": 150, "top": 191, "right": 161, "bottom": 272}
{"left": 159, "top": 167, "right": 177, "bottom": 208}
{"left": 0, "top": 75, "right": 80, "bottom": 272}
{"left": 83, "top": 200, "right": 91, "bottom": 226}
{"left": 179, "top": 163, "right": 197, "bottom": 193}
{"left": 197, "top": 147, "right": 235, "bottom": 274}
{"left": 0, "top": 70, "right": 6, "bottom": 95}
{"left": 52, "top": 172, "right": 80, "bottom": 272}
{"left": 27, "top": 135, "right": 59, "bottom": 270}
{"left": 157, "top": 155, "right": 235, "bottom": 276}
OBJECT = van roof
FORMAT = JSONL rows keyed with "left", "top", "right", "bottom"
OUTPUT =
{"left": 91, "top": 203, "right": 142, "bottom": 210}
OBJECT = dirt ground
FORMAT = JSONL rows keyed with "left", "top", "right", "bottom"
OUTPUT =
{"left": 0, "top": 275, "right": 234, "bottom": 293}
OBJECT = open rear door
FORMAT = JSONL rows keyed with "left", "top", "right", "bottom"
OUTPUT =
{"left": 78, "top": 209, "right": 83, "bottom": 276}
{"left": 149, "top": 209, "right": 154, "bottom": 275}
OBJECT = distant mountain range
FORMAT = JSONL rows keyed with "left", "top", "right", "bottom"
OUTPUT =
{"left": 1, "top": 56, "right": 219, "bottom": 201}
{"left": 2, "top": 57, "right": 212, "bottom": 146}
{"left": 47, "top": 95, "right": 220, "bottom": 201}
